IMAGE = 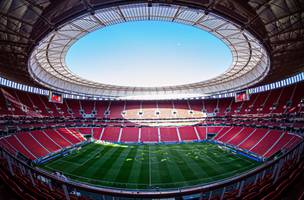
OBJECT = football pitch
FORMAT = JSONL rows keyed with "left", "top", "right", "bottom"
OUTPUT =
{"left": 40, "top": 142, "right": 260, "bottom": 190}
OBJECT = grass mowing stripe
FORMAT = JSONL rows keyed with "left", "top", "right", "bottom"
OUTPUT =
{"left": 127, "top": 145, "right": 144, "bottom": 185}
{"left": 174, "top": 145, "right": 211, "bottom": 179}
{"left": 153, "top": 146, "right": 175, "bottom": 187}
{"left": 181, "top": 144, "right": 221, "bottom": 175}
{"left": 91, "top": 146, "right": 126, "bottom": 180}
{"left": 39, "top": 142, "right": 260, "bottom": 189}
{"left": 66, "top": 144, "right": 101, "bottom": 163}
{"left": 167, "top": 146, "right": 199, "bottom": 182}
{"left": 138, "top": 145, "right": 149, "bottom": 189}
{"left": 114, "top": 147, "right": 137, "bottom": 183}
{"left": 102, "top": 147, "right": 133, "bottom": 180}
{"left": 71, "top": 145, "right": 116, "bottom": 177}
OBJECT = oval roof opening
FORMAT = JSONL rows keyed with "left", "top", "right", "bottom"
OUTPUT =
{"left": 66, "top": 21, "right": 232, "bottom": 87}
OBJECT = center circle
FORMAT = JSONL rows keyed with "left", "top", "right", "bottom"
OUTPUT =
{"left": 66, "top": 21, "right": 232, "bottom": 87}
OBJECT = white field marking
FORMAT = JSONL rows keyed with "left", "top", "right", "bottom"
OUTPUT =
{"left": 51, "top": 159, "right": 82, "bottom": 166}
{"left": 76, "top": 147, "right": 105, "bottom": 167}
{"left": 43, "top": 143, "right": 258, "bottom": 187}
{"left": 43, "top": 161, "right": 258, "bottom": 187}
{"left": 43, "top": 165, "right": 152, "bottom": 186}
{"left": 51, "top": 145, "right": 103, "bottom": 167}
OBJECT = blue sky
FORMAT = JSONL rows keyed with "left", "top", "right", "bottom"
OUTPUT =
{"left": 66, "top": 21, "right": 232, "bottom": 87}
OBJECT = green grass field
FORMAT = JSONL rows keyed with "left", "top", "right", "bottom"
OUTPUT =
{"left": 40, "top": 142, "right": 259, "bottom": 190}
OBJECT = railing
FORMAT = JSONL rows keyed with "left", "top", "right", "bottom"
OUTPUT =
{"left": 0, "top": 72, "right": 303, "bottom": 100}
{"left": 0, "top": 136, "right": 303, "bottom": 199}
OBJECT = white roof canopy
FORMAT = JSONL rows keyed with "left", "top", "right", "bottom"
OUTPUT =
{"left": 29, "top": 3, "right": 270, "bottom": 99}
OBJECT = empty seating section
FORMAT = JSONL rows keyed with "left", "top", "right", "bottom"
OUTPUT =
{"left": 178, "top": 126, "right": 198, "bottom": 141}
{"left": 141, "top": 101, "right": 157, "bottom": 119}
{"left": 238, "top": 128, "right": 269, "bottom": 149}
{"left": 1, "top": 89, "right": 26, "bottom": 116}
{"left": 66, "top": 128, "right": 86, "bottom": 141}
{"left": 195, "top": 126, "right": 207, "bottom": 140}
{"left": 0, "top": 128, "right": 87, "bottom": 160}
{"left": 0, "top": 81, "right": 303, "bottom": 120}
{"left": 81, "top": 101, "right": 94, "bottom": 114}
{"left": 0, "top": 90, "right": 10, "bottom": 115}
{"left": 0, "top": 125, "right": 302, "bottom": 161}
{"left": 188, "top": 101, "right": 204, "bottom": 118}
{"left": 55, "top": 99, "right": 71, "bottom": 117}
{"left": 92, "top": 128, "right": 103, "bottom": 140}
{"left": 204, "top": 99, "right": 217, "bottom": 113}
{"left": 40, "top": 95, "right": 61, "bottom": 117}
{"left": 160, "top": 127, "right": 179, "bottom": 142}
{"left": 274, "top": 85, "right": 294, "bottom": 113}
{"left": 217, "top": 98, "right": 232, "bottom": 115}
{"left": 158, "top": 101, "right": 173, "bottom": 118}
{"left": 0, "top": 138, "right": 18, "bottom": 155}
{"left": 213, "top": 126, "right": 231, "bottom": 140}
{"left": 120, "top": 127, "right": 139, "bottom": 142}
{"left": 207, "top": 126, "right": 223, "bottom": 134}
{"left": 283, "top": 135, "right": 302, "bottom": 149}
{"left": 94, "top": 101, "right": 107, "bottom": 118}
{"left": 101, "top": 127, "right": 121, "bottom": 142}
{"left": 78, "top": 128, "right": 92, "bottom": 135}
{"left": 7, "top": 89, "right": 28, "bottom": 116}
{"left": 217, "top": 127, "right": 243, "bottom": 143}
{"left": 125, "top": 101, "right": 141, "bottom": 118}
{"left": 173, "top": 101, "right": 190, "bottom": 118}
{"left": 228, "top": 127, "right": 255, "bottom": 146}
{"left": 43, "top": 129, "right": 71, "bottom": 148}
{"left": 263, "top": 89, "right": 281, "bottom": 113}
{"left": 4, "top": 136, "right": 36, "bottom": 160}
{"left": 30, "top": 95, "right": 52, "bottom": 116}
{"left": 108, "top": 102, "right": 124, "bottom": 118}
{"left": 67, "top": 100, "right": 81, "bottom": 117}
{"left": 13, "top": 91, "right": 37, "bottom": 116}
{"left": 250, "top": 130, "right": 283, "bottom": 155}
{"left": 30, "top": 130, "right": 61, "bottom": 152}
{"left": 263, "top": 133, "right": 294, "bottom": 157}
{"left": 249, "top": 93, "right": 265, "bottom": 114}
{"left": 57, "top": 128, "right": 84, "bottom": 144}
{"left": 140, "top": 127, "right": 159, "bottom": 143}
{"left": 195, "top": 125, "right": 301, "bottom": 158}
{"left": 0, "top": 81, "right": 303, "bottom": 162}
{"left": 15, "top": 132, "right": 49, "bottom": 158}
{"left": 230, "top": 100, "right": 241, "bottom": 114}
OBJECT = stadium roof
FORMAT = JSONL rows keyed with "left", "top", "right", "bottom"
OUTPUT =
{"left": 0, "top": 0, "right": 303, "bottom": 98}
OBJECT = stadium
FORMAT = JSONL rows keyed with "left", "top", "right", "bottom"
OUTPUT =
{"left": 0, "top": 0, "right": 303, "bottom": 200}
